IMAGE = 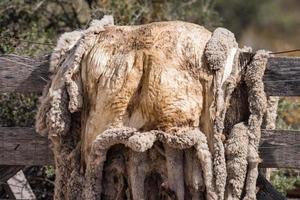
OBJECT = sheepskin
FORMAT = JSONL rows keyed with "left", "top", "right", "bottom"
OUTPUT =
{"left": 36, "top": 15, "right": 273, "bottom": 200}
{"left": 204, "top": 27, "right": 240, "bottom": 200}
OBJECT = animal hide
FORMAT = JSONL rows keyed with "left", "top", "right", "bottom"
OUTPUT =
{"left": 36, "top": 16, "right": 273, "bottom": 200}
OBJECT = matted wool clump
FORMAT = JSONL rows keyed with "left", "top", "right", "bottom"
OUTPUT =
{"left": 36, "top": 16, "right": 275, "bottom": 200}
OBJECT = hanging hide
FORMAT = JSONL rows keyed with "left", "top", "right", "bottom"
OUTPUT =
{"left": 36, "top": 15, "right": 274, "bottom": 200}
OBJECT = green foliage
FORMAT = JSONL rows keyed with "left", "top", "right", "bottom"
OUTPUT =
{"left": 214, "top": 0, "right": 271, "bottom": 36}
{"left": 0, "top": 0, "right": 51, "bottom": 55}
{"left": 0, "top": 0, "right": 85, "bottom": 56}
{"left": 271, "top": 169, "right": 300, "bottom": 195}
{"left": 0, "top": 0, "right": 223, "bottom": 57}
{"left": 256, "top": 0, "right": 300, "bottom": 33}
{"left": 93, "top": 0, "right": 221, "bottom": 29}
{"left": 44, "top": 166, "right": 55, "bottom": 178}
{"left": 0, "top": 93, "right": 38, "bottom": 126}
{"left": 277, "top": 97, "right": 300, "bottom": 130}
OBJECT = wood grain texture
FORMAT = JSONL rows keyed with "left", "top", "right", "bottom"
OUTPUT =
{"left": 0, "top": 54, "right": 50, "bottom": 93}
{"left": 264, "top": 56, "right": 300, "bottom": 96}
{"left": 259, "top": 129, "right": 300, "bottom": 168}
{"left": 6, "top": 170, "right": 37, "bottom": 200}
{"left": 0, "top": 127, "right": 53, "bottom": 165}
{"left": 0, "top": 126, "right": 299, "bottom": 168}
{"left": 1, "top": 55, "right": 300, "bottom": 96}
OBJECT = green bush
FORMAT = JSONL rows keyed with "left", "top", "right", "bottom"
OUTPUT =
{"left": 271, "top": 169, "right": 300, "bottom": 195}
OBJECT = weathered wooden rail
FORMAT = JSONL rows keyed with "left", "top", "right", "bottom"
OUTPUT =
{"left": 1, "top": 54, "right": 300, "bottom": 95}
{"left": 1, "top": 127, "right": 300, "bottom": 168}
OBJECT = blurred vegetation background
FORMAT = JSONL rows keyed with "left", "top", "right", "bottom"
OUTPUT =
{"left": 0, "top": 0, "right": 300, "bottom": 199}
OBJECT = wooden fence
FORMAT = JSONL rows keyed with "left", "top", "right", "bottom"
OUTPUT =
{"left": 0, "top": 53, "right": 300, "bottom": 199}
{"left": 1, "top": 54, "right": 300, "bottom": 167}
